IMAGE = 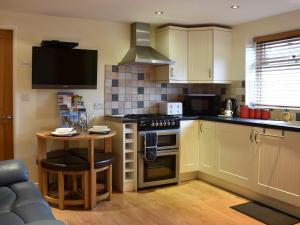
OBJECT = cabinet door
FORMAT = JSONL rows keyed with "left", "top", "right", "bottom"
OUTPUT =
{"left": 198, "top": 121, "right": 216, "bottom": 175}
{"left": 213, "top": 30, "right": 232, "bottom": 81}
{"left": 255, "top": 129, "right": 300, "bottom": 207}
{"left": 188, "top": 30, "right": 213, "bottom": 82}
{"left": 180, "top": 121, "right": 199, "bottom": 173}
{"left": 169, "top": 29, "right": 188, "bottom": 81}
{"left": 215, "top": 123, "right": 254, "bottom": 187}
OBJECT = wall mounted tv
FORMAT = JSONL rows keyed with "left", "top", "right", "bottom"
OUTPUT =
{"left": 32, "top": 47, "right": 98, "bottom": 89}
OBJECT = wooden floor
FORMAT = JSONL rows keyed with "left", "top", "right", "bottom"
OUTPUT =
{"left": 52, "top": 180, "right": 265, "bottom": 225}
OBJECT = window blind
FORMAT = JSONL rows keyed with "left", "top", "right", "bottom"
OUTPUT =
{"left": 252, "top": 35, "right": 300, "bottom": 108}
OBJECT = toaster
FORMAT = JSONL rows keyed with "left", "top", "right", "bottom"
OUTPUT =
{"left": 159, "top": 102, "right": 183, "bottom": 115}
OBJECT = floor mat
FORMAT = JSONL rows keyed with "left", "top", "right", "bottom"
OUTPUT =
{"left": 231, "top": 201, "right": 300, "bottom": 225}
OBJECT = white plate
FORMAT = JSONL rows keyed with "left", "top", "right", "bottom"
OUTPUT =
{"left": 51, "top": 130, "right": 77, "bottom": 136}
{"left": 55, "top": 128, "right": 74, "bottom": 132}
{"left": 88, "top": 127, "right": 111, "bottom": 133}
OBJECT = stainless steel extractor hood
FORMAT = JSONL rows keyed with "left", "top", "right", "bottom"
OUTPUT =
{"left": 119, "top": 22, "right": 174, "bottom": 65}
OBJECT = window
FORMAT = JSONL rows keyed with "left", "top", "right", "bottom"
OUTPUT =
{"left": 249, "top": 29, "right": 300, "bottom": 109}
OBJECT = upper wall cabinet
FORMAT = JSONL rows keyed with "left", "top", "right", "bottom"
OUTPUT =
{"left": 156, "top": 27, "right": 188, "bottom": 82}
{"left": 156, "top": 26, "right": 232, "bottom": 83}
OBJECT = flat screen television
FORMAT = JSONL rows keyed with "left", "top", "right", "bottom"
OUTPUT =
{"left": 32, "top": 47, "right": 98, "bottom": 89}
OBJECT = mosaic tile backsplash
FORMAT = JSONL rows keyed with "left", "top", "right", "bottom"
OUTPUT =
{"left": 105, "top": 65, "right": 245, "bottom": 115}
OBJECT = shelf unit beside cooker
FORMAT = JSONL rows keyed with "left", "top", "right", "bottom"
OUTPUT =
{"left": 106, "top": 120, "right": 138, "bottom": 192}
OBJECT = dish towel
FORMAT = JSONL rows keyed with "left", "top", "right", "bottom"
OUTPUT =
{"left": 144, "top": 132, "right": 158, "bottom": 162}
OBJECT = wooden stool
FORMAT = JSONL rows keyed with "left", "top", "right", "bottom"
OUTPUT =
{"left": 41, "top": 150, "right": 90, "bottom": 210}
{"left": 69, "top": 148, "right": 114, "bottom": 207}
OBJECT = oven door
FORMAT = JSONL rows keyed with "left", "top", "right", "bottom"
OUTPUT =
{"left": 138, "top": 150, "right": 179, "bottom": 189}
{"left": 138, "top": 130, "right": 180, "bottom": 151}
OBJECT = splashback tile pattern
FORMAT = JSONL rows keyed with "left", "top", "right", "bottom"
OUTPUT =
{"left": 105, "top": 65, "right": 244, "bottom": 115}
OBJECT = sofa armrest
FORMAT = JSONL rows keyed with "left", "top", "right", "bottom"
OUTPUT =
{"left": 0, "top": 160, "right": 29, "bottom": 186}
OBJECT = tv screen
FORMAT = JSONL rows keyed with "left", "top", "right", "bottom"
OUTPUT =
{"left": 32, "top": 47, "right": 98, "bottom": 89}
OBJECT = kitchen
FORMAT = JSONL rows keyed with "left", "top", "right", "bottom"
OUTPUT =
{"left": 0, "top": 1, "right": 300, "bottom": 225}
{"left": 105, "top": 21, "right": 300, "bottom": 224}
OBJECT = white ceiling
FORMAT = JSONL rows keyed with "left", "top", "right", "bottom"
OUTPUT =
{"left": 1, "top": 0, "right": 300, "bottom": 26}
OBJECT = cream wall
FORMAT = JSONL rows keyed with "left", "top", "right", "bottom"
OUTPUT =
{"left": 0, "top": 11, "right": 130, "bottom": 181}
{"left": 231, "top": 9, "right": 300, "bottom": 80}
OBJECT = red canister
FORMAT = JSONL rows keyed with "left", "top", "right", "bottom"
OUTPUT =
{"left": 255, "top": 109, "right": 262, "bottom": 119}
{"left": 261, "top": 109, "right": 270, "bottom": 120}
{"left": 249, "top": 108, "right": 255, "bottom": 118}
{"left": 240, "top": 105, "right": 249, "bottom": 118}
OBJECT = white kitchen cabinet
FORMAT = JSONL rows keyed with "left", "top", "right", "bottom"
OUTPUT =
{"left": 156, "top": 27, "right": 188, "bottom": 82}
{"left": 188, "top": 28, "right": 232, "bottom": 83}
{"left": 213, "top": 29, "right": 232, "bottom": 82}
{"left": 215, "top": 123, "right": 255, "bottom": 187}
{"left": 198, "top": 121, "right": 216, "bottom": 175}
{"left": 188, "top": 29, "right": 213, "bottom": 82}
{"left": 156, "top": 26, "right": 232, "bottom": 83}
{"left": 180, "top": 120, "right": 199, "bottom": 173}
{"left": 254, "top": 129, "right": 300, "bottom": 207}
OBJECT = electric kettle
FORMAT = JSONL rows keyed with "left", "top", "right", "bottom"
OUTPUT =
{"left": 224, "top": 98, "right": 238, "bottom": 116}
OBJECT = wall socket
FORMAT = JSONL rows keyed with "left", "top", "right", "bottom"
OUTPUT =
{"left": 93, "top": 103, "right": 103, "bottom": 110}
{"left": 21, "top": 94, "right": 30, "bottom": 102}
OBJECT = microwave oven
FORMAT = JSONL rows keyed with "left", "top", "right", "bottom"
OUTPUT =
{"left": 182, "top": 94, "right": 220, "bottom": 116}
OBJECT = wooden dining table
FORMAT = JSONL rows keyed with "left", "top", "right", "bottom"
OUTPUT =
{"left": 36, "top": 130, "right": 116, "bottom": 209}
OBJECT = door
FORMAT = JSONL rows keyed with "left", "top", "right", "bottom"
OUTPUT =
{"left": 169, "top": 29, "right": 188, "bottom": 81}
{"left": 138, "top": 150, "right": 179, "bottom": 188}
{"left": 188, "top": 30, "right": 213, "bottom": 82}
{"left": 180, "top": 120, "right": 199, "bottom": 173}
{"left": 213, "top": 29, "right": 232, "bottom": 81}
{"left": 198, "top": 121, "right": 216, "bottom": 175}
{"left": 255, "top": 129, "right": 300, "bottom": 207}
{"left": 0, "top": 29, "right": 13, "bottom": 160}
{"left": 215, "top": 123, "right": 254, "bottom": 187}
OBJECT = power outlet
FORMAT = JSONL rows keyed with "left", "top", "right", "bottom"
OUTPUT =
{"left": 93, "top": 103, "right": 103, "bottom": 110}
{"left": 21, "top": 94, "right": 30, "bottom": 102}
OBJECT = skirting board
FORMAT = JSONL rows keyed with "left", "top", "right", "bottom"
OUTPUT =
{"left": 180, "top": 172, "right": 300, "bottom": 218}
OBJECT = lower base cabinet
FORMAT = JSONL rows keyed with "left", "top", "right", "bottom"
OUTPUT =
{"left": 255, "top": 129, "right": 300, "bottom": 207}
{"left": 215, "top": 123, "right": 254, "bottom": 188}
{"left": 180, "top": 120, "right": 300, "bottom": 209}
{"left": 180, "top": 120, "right": 199, "bottom": 173}
{"left": 198, "top": 121, "right": 215, "bottom": 175}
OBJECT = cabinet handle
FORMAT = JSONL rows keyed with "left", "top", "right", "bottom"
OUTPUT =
{"left": 208, "top": 68, "right": 212, "bottom": 79}
{"left": 170, "top": 67, "right": 174, "bottom": 78}
{"left": 254, "top": 131, "right": 259, "bottom": 144}
{"left": 261, "top": 128, "right": 285, "bottom": 138}
{"left": 198, "top": 123, "right": 203, "bottom": 136}
{"left": 250, "top": 130, "right": 254, "bottom": 142}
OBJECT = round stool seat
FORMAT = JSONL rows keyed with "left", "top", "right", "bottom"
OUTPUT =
{"left": 69, "top": 148, "right": 114, "bottom": 169}
{"left": 41, "top": 152, "right": 89, "bottom": 171}
{"left": 47, "top": 149, "right": 70, "bottom": 159}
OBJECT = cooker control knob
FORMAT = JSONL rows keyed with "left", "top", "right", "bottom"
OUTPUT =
{"left": 171, "top": 121, "right": 175, "bottom": 125}
{"left": 151, "top": 121, "right": 155, "bottom": 126}
{"left": 155, "top": 122, "right": 159, "bottom": 127}
{"left": 159, "top": 122, "right": 163, "bottom": 126}
{"left": 167, "top": 121, "right": 171, "bottom": 126}
{"left": 163, "top": 121, "right": 167, "bottom": 126}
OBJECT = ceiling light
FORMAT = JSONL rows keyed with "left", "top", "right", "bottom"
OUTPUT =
{"left": 231, "top": 5, "right": 240, "bottom": 9}
{"left": 155, "top": 11, "right": 164, "bottom": 15}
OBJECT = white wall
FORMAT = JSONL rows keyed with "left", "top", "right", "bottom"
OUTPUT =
{"left": 0, "top": 11, "right": 130, "bottom": 181}
{"left": 231, "top": 9, "right": 300, "bottom": 80}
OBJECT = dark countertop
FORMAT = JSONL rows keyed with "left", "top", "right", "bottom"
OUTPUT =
{"left": 180, "top": 115, "right": 300, "bottom": 132}
{"left": 105, "top": 115, "right": 300, "bottom": 132}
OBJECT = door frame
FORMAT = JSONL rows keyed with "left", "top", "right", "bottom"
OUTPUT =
{"left": 0, "top": 25, "right": 17, "bottom": 158}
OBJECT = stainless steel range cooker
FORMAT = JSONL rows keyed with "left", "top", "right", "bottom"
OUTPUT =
{"left": 124, "top": 114, "right": 180, "bottom": 189}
